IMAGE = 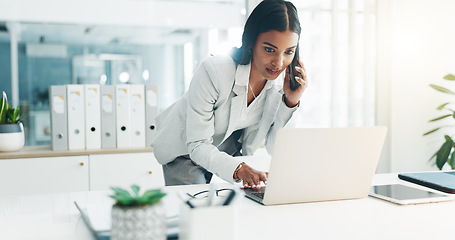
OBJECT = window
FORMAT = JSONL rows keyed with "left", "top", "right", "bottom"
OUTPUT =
{"left": 294, "top": 0, "right": 376, "bottom": 127}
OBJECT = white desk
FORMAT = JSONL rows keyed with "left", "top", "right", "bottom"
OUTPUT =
{"left": 0, "top": 173, "right": 454, "bottom": 240}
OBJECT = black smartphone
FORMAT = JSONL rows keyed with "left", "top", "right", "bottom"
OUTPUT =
{"left": 288, "top": 45, "right": 302, "bottom": 90}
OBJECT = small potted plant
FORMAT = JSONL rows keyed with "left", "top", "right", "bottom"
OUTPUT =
{"left": 424, "top": 73, "right": 455, "bottom": 169}
{"left": 110, "top": 185, "right": 167, "bottom": 240}
{"left": 0, "top": 91, "right": 24, "bottom": 152}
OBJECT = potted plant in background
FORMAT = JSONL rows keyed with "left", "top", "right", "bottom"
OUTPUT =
{"left": 424, "top": 73, "right": 455, "bottom": 170}
{"left": 110, "top": 185, "right": 167, "bottom": 240}
{"left": 0, "top": 91, "right": 24, "bottom": 152}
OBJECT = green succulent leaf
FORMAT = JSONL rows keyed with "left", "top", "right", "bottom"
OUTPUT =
{"left": 111, "top": 187, "right": 132, "bottom": 197}
{"left": 131, "top": 185, "right": 140, "bottom": 197}
{"left": 7, "top": 108, "right": 15, "bottom": 124}
{"left": 110, "top": 185, "right": 166, "bottom": 207}
{"left": 443, "top": 74, "right": 455, "bottom": 81}
{"left": 143, "top": 189, "right": 163, "bottom": 197}
{"left": 135, "top": 196, "right": 150, "bottom": 205}
{"left": 0, "top": 92, "right": 22, "bottom": 124}
{"left": 429, "top": 114, "right": 452, "bottom": 122}
{"left": 111, "top": 195, "right": 135, "bottom": 206}
{"left": 436, "top": 135, "right": 454, "bottom": 170}
{"left": 430, "top": 84, "right": 455, "bottom": 95}
{"left": 0, "top": 92, "right": 8, "bottom": 124}
{"left": 11, "top": 107, "right": 21, "bottom": 124}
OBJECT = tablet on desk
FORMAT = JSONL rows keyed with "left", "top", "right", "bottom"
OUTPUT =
{"left": 398, "top": 171, "right": 455, "bottom": 193}
{"left": 369, "top": 184, "right": 453, "bottom": 205}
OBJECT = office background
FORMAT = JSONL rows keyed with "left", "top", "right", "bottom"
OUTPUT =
{"left": 0, "top": 0, "right": 454, "bottom": 175}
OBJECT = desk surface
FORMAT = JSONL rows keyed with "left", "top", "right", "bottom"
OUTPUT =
{"left": 1, "top": 173, "right": 454, "bottom": 240}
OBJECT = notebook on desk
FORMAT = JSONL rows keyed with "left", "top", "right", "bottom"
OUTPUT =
{"left": 243, "top": 127, "right": 388, "bottom": 205}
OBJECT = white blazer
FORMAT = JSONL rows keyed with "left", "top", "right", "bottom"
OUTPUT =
{"left": 152, "top": 55, "right": 298, "bottom": 182}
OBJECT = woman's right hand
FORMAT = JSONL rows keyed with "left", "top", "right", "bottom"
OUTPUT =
{"left": 237, "top": 163, "right": 268, "bottom": 189}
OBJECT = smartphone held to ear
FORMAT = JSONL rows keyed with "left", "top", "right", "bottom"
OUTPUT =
{"left": 289, "top": 50, "right": 302, "bottom": 90}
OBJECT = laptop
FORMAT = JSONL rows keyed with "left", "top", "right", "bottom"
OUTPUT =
{"left": 243, "top": 126, "right": 387, "bottom": 205}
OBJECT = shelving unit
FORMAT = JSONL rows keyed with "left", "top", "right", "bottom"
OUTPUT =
{"left": 0, "top": 146, "right": 164, "bottom": 196}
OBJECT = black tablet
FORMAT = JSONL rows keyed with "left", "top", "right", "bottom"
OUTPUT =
{"left": 398, "top": 171, "right": 455, "bottom": 194}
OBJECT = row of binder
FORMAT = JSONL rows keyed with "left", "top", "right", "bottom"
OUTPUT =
{"left": 49, "top": 84, "right": 159, "bottom": 150}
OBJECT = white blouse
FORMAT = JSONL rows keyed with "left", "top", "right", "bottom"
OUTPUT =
{"left": 234, "top": 79, "right": 275, "bottom": 131}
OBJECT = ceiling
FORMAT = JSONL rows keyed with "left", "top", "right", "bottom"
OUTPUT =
{"left": 0, "top": 22, "right": 203, "bottom": 46}
{"left": 0, "top": 0, "right": 332, "bottom": 46}
{"left": 0, "top": 0, "right": 246, "bottom": 46}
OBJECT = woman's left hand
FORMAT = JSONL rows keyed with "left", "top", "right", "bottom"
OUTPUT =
{"left": 282, "top": 58, "right": 308, "bottom": 108}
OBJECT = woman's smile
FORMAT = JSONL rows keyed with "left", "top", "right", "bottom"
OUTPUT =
{"left": 266, "top": 67, "right": 282, "bottom": 76}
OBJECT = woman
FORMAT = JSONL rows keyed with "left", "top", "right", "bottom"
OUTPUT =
{"left": 152, "top": 0, "right": 308, "bottom": 188}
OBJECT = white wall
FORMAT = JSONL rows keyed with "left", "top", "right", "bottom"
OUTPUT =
{"left": 376, "top": 0, "right": 455, "bottom": 173}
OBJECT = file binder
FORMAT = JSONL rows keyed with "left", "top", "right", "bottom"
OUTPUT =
{"left": 130, "top": 85, "right": 146, "bottom": 148}
{"left": 84, "top": 84, "right": 101, "bottom": 149}
{"left": 115, "top": 84, "right": 131, "bottom": 148}
{"left": 67, "top": 85, "right": 86, "bottom": 150}
{"left": 100, "top": 85, "right": 117, "bottom": 149}
{"left": 145, "top": 85, "right": 159, "bottom": 147}
{"left": 49, "top": 85, "right": 68, "bottom": 150}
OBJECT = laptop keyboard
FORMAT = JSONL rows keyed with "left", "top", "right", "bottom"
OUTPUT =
{"left": 251, "top": 192, "right": 264, "bottom": 199}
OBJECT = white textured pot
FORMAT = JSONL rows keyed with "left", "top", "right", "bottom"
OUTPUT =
{"left": 0, "top": 122, "right": 24, "bottom": 152}
{"left": 111, "top": 202, "right": 166, "bottom": 240}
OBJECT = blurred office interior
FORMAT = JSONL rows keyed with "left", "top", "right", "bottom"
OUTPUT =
{"left": 0, "top": 0, "right": 376, "bottom": 146}
{"left": 3, "top": 0, "right": 455, "bottom": 174}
